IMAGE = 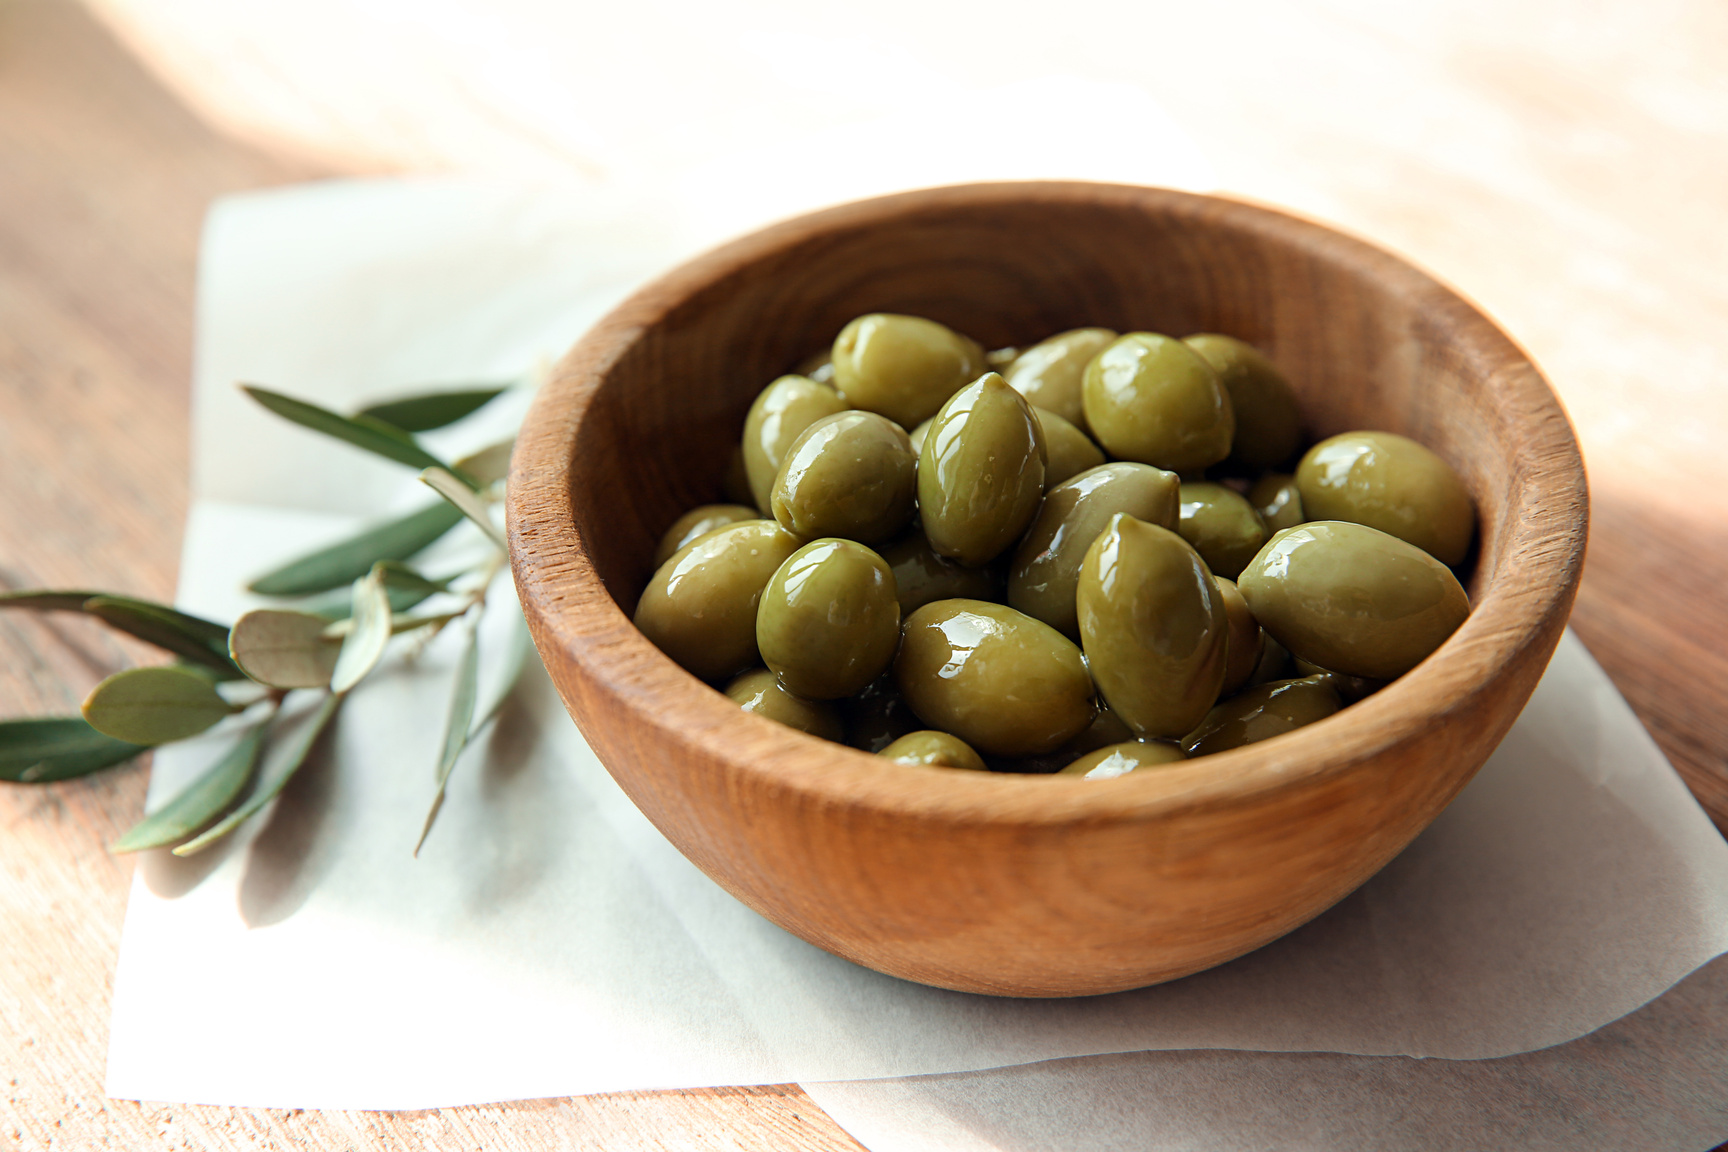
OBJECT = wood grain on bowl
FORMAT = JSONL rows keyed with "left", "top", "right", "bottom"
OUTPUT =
{"left": 508, "top": 182, "right": 1587, "bottom": 997}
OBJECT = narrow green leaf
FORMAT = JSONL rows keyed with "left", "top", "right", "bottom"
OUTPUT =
{"left": 0, "top": 590, "right": 109, "bottom": 612}
{"left": 83, "top": 597, "right": 243, "bottom": 679}
{"left": 246, "top": 500, "right": 464, "bottom": 596}
{"left": 329, "top": 567, "right": 393, "bottom": 693}
{"left": 0, "top": 717, "right": 148, "bottom": 783}
{"left": 420, "top": 467, "right": 506, "bottom": 549}
{"left": 242, "top": 385, "right": 469, "bottom": 480}
{"left": 111, "top": 719, "right": 269, "bottom": 852}
{"left": 81, "top": 667, "right": 240, "bottom": 745}
{"left": 356, "top": 387, "right": 506, "bottom": 432}
{"left": 173, "top": 692, "right": 342, "bottom": 856}
{"left": 473, "top": 602, "right": 536, "bottom": 731}
{"left": 452, "top": 438, "right": 515, "bottom": 487}
{"left": 229, "top": 610, "right": 342, "bottom": 688}
{"left": 296, "top": 561, "right": 450, "bottom": 619}
{"left": 414, "top": 615, "right": 481, "bottom": 856}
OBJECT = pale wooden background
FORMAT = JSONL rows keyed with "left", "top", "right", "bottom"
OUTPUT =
{"left": 2, "top": 0, "right": 1725, "bottom": 1147}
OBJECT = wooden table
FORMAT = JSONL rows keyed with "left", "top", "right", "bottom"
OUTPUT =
{"left": 3, "top": 1, "right": 1723, "bottom": 1147}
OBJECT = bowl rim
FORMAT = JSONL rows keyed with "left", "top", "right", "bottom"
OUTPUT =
{"left": 508, "top": 180, "right": 1588, "bottom": 830}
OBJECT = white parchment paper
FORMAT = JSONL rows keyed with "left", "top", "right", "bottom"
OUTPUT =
{"left": 104, "top": 176, "right": 1728, "bottom": 1111}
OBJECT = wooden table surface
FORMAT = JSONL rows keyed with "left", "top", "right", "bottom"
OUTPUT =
{"left": 3, "top": 0, "right": 1724, "bottom": 1147}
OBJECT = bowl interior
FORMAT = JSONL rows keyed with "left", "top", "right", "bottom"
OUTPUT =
{"left": 566, "top": 185, "right": 1531, "bottom": 618}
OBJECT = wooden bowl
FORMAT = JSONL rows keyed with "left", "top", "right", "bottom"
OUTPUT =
{"left": 508, "top": 182, "right": 1588, "bottom": 997}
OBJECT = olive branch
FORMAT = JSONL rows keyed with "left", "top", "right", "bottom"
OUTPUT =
{"left": 0, "top": 383, "right": 532, "bottom": 858}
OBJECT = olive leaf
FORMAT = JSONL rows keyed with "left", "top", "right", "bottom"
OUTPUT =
{"left": 110, "top": 718, "right": 269, "bottom": 852}
{"left": 419, "top": 467, "right": 506, "bottom": 549}
{"left": 329, "top": 566, "right": 393, "bottom": 693}
{"left": 356, "top": 387, "right": 506, "bottom": 433}
{"left": 0, "top": 589, "right": 109, "bottom": 611}
{"left": 0, "top": 717, "right": 149, "bottom": 783}
{"left": 173, "top": 692, "right": 342, "bottom": 857}
{"left": 246, "top": 500, "right": 463, "bottom": 596}
{"left": 452, "top": 438, "right": 515, "bottom": 487}
{"left": 297, "top": 560, "right": 451, "bottom": 619}
{"left": 242, "top": 385, "right": 482, "bottom": 493}
{"left": 0, "top": 591, "right": 242, "bottom": 678}
{"left": 229, "top": 610, "right": 343, "bottom": 689}
{"left": 81, "top": 666, "right": 242, "bottom": 745}
{"left": 83, "top": 597, "right": 244, "bottom": 679}
{"left": 413, "top": 614, "right": 480, "bottom": 857}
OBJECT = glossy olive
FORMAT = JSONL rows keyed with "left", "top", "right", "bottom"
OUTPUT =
{"left": 1292, "top": 657, "right": 1387, "bottom": 703}
{"left": 1177, "top": 481, "right": 1268, "bottom": 580}
{"left": 918, "top": 373, "right": 1047, "bottom": 566}
{"left": 1081, "top": 332, "right": 1235, "bottom": 473}
{"left": 1005, "top": 327, "right": 1117, "bottom": 427}
{"left": 725, "top": 668, "right": 844, "bottom": 741}
{"left": 757, "top": 539, "right": 900, "bottom": 700}
{"left": 831, "top": 313, "right": 985, "bottom": 428}
{"left": 985, "top": 346, "right": 1021, "bottom": 371}
{"left": 742, "top": 374, "right": 849, "bottom": 512}
{"left": 1213, "top": 576, "right": 1264, "bottom": 697}
{"left": 771, "top": 411, "right": 917, "bottom": 545}
{"left": 1058, "top": 740, "right": 1187, "bottom": 778}
{"left": 1296, "top": 431, "right": 1476, "bottom": 566}
{"left": 722, "top": 444, "right": 755, "bottom": 507}
{"left": 843, "top": 674, "right": 921, "bottom": 752}
{"left": 653, "top": 504, "right": 760, "bottom": 568}
{"left": 894, "top": 599, "right": 1095, "bottom": 757}
{"left": 1007, "top": 462, "right": 1181, "bottom": 639}
{"left": 880, "top": 527, "right": 998, "bottom": 615}
{"left": 878, "top": 730, "right": 989, "bottom": 772}
{"left": 1248, "top": 472, "right": 1305, "bottom": 533}
{"left": 1061, "top": 701, "right": 1136, "bottom": 758}
{"left": 796, "top": 348, "right": 836, "bottom": 385}
{"left": 1076, "top": 514, "right": 1228, "bottom": 739}
{"left": 634, "top": 520, "right": 802, "bottom": 682}
{"left": 1237, "top": 521, "right": 1471, "bottom": 680}
{"left": 908, "top": 417, "right": 933, "bottom": 455}
{"left": 1247, "top": 633, "right": 1291, "bottom": 688}
{"left": 1181, "top": 675, "right": 1341, "bottom": 757}
{"left": 1183, "top": 334, "right": 1302, "bottom": 468}
{"left": 1033, "top": 407, "right": 1106, "bottom": 489}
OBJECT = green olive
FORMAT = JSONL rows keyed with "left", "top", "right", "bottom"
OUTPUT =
{"left": 1076, "top": 514, "right": 1228, "bottom": 739}
{"left": 1005, "top": 327, "right": 1117, "bottom": 427}
{"left": 796, "top": 349, "right": 836, "bottom": 385}
{"left": 1248, "top": 472, "right": 1305, "bottom": 532}
{"left": 1033, "top": 407, "right": 1106, "bottom": 489}
{"left": 894, "top": 599, "right": 1095, "bottom": 757}
{"left": 880, "top": 526, "right": 998, "bottom": 615}
{"left": 1081, "top": 332, "right": 1234, "bottom": 473}
{"left": 757, "top": 539, "right": 900, "bottom": 699}
{"left": 1182, "top": 334, "right": 1302, "bottom": 468}
{"left": 653, "top": 504, "right": 761, "bottom": 568}
{"left": 1007, "top": 462, "right": 1180, "bottom": 639}
{"left": 1177, "top": 481, "right": 1268, "bottom": 580}
{"left": 832, "top": 313, "right": 986, "bottom": 428}
{"left": 918, "top": 373, "right": 1047, "bottom": 566}
{"left": 634, "top": 520, "right": 802, "bottom": 682}
{"left": 1213, "top": 576, "right": 1264, "bottom": 697}
{"left": 771, "top": 411, "right": 917, "bottom": 545}
{"left": 1295, "top": 431, "right": 1475, "bottom": 566}
{"left": 742, "top": 374, "right": 849, "bottom": 512}
{"left": 908, "top": 417, "right": 933, "bottom": 455}
{"left": 878, "top": 730, "right": 989, "bottom": 771}
{"left": 843, "top": 674, "right": 921, "bottom": 752}
{"left": 1058, "top": 740, "right": 1186, "bottom": 778}
{"left": 1237, "top": 521, "right": 1471, "bottom": 680}
{"left": 1061, "top": 700, "right": 1135, "bottom": 757}
{"left": 725, "top": 668, "right": 844, "bottom": 741}
{"left": 1247, "top": 632, "right": 1291, "bottom": 688}
{"left": 722, "top": 444, "right": 755, "bottom": 507}
{"left": 985, "top": 346, "right": 1021, "bottom": 371}
{"left": 1181, "top": 675, "right": 1341, "bottom": 757}
{"left": 1292, "top": 657, "right": 1387, "bottom": 702}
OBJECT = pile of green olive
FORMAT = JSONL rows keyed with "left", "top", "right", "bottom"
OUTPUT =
{"left": 634, "top": 315, "right": 1475, "bottom": 778}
